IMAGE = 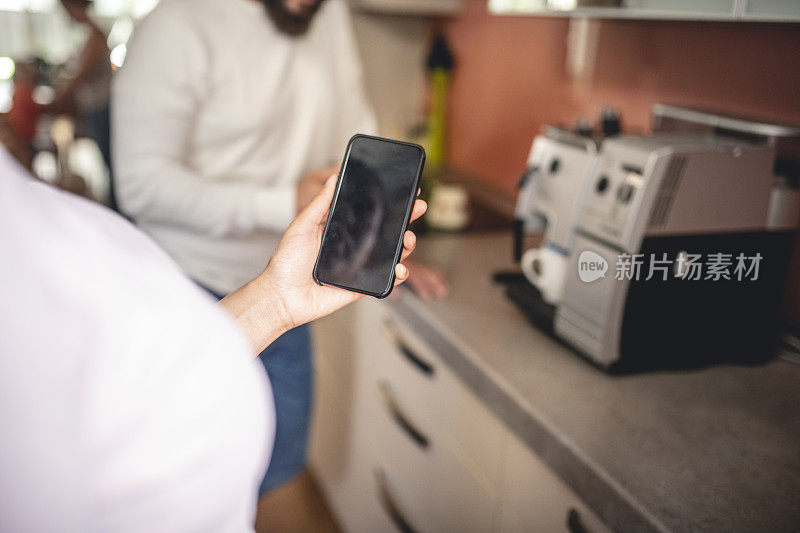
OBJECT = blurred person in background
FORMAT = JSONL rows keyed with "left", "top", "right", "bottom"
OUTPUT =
{"left": 1, "top": 60, "right": 86, "bottom": 195}
{"left": 4, "top": 61, "right": 43, "bottom": 170}
{"left": 112, "top": 0, "right": 450, "bottom": 505}
{"left": 50, "top": 0, "right": 115, "bottom": 207}
{"left": 0, "top": 143, "right": 425, "bottom": 531}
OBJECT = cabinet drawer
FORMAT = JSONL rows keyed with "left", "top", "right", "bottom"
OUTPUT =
{"left": 355, "top": 299, "right": 441, "bottom": 414}
{"left": 498, "top": 431, "right": 610, "bottom": 533}
{"left": 364, "top": 378, "right": 496, "bottom": 533}
{"left": 356, "top": 299, "right": 506, "bottom": 490}
{"left": 314, "top": 298, "right": 503, "bottom": 533}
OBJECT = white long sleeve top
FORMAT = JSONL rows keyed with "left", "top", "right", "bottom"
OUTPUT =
{"left": 0, "top": 146, "right": 272, "bottom": 531}
{"left": 113, "top": 0, "right": 376, "bottom": 294}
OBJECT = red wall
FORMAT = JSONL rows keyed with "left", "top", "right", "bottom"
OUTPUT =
{"left": 442, "top": 1, "right": 800, "bottom": 322}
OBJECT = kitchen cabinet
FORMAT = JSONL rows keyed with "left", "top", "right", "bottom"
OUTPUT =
{"left": 741, "top": 0, "right": 800, "bottom": 20}
{"left": 310, "top": 297, "right": 610, "bottom": 532}
{"left": 347, "top": 0, "right": 462, "bottom": 16}
{"left": 488, "top": 0, "right": 800, "bottom": 21}
{"left": 309, "top": 304, "right": 398, "bottom": 532}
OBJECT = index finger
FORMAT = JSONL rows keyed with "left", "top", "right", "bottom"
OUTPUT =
{"left": 409, "top": 199, "right": 427, "bottom": 224}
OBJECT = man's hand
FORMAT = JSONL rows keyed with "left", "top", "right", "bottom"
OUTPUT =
{"left": 405, "top": 259, "right": 450, "bottom": 299}
{"left": 221, "top": 174, "right": 427, "bottom": 354}
{"left": 296, "top": 166, "right": 338, "bottom": 214}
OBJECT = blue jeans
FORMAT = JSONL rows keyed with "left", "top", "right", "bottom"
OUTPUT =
{"left": 82, "top": 106, "right": 117, "bottom": 211}
{"left": 257, "top": 323, "right": 312, "bottom": 493}
{"left": 202, "top": 286, "right": 312, "bottom": 494}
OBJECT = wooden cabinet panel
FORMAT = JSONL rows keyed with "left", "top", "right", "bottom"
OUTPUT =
{"left": 498, "top": 431, "right": 610, "bottom": 533}
{"left": 311, "top": 309, "right": 394, "bottom": 533}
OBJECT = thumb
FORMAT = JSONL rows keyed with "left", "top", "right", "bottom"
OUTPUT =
{"left": 295, "top": 174, "right": 337, "bottom": 228}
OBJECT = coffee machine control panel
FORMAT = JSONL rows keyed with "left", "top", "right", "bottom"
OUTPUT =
{"left": 578, "top": 140, "right": 652, "bottom": 251}
{"left": 576, "top": 135, "right": 775, "bottom": 253}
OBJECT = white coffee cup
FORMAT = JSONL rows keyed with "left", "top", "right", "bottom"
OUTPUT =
{"left": 520, "top": 244, "right": 569, "bottom": 305}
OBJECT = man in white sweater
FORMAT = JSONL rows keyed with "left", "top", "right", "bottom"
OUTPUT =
{"left": 113, "top": 0, "right": 374, "bottom": 497}
{"left": 113, "top": 0, "right": 447, "bottom": 501}
{"left": 114, "top": 0, "right": 371, "bottom": 292}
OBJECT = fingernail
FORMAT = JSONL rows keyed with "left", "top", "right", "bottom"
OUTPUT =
{"left": 397, "top": 264, "right": 408, "bottom": 277}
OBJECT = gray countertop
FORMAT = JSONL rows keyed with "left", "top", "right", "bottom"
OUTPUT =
{"left": 387, "top": 231, "right": 800, "bottom": 533}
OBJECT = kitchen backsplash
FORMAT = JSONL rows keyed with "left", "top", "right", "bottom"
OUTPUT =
{"left": 442, "top": 1, "right": 800, "bottom": 194}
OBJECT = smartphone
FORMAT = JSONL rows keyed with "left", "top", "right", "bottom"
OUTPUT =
{"left": 313, "top": 134, "right": 426, "bottom": 298}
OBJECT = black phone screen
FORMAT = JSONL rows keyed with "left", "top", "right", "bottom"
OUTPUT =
{"left": 314, "top": 135, "right": 425, "bottom": 297}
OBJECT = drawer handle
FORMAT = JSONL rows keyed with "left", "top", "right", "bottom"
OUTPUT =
{"left": 373, "top": 468, "right": 419, "bottom": 533}
{"left": 381, "top": 319, "right": 435, "bottom": 377}
{"left": 567, "top": 508, "right": 588, "bottom": 533}
{"left": 377, "top": 381, "right": 429, "bottom": 450}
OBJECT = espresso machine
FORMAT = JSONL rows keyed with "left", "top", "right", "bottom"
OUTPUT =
{"left": 503, "top": 106, "right": 800, "bottom": 372}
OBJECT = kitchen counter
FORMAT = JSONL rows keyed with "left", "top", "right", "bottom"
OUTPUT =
{"left": 386, "top": 231, "right": 800, "bottom": 533}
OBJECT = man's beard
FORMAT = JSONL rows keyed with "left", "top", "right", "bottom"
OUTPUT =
{"left": 261, "top": 0, "right": 326, "bottom": 37}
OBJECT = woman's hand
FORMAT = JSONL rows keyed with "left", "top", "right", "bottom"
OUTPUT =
{"left": 269, "top": 174, "right": 426, "bottom": 327}
{"left": 220, "top": 175, "right": 426, "bottom": 354}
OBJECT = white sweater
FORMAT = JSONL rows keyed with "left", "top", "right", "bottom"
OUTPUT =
{"left": 113, "top": 0, "right": 376, "bottom": 294}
